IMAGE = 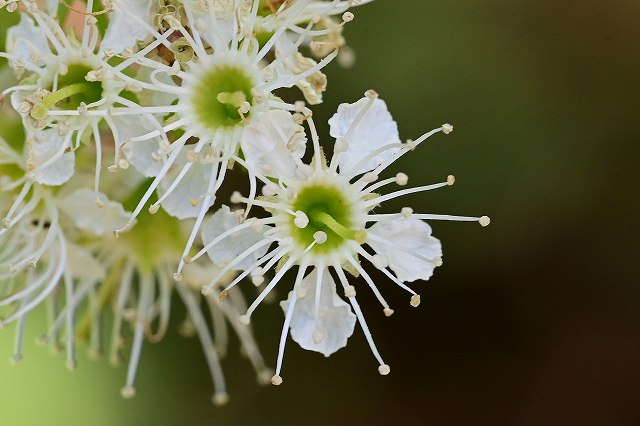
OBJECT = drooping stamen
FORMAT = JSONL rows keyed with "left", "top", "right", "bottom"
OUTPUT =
{"left": 364, "top": 179, "right": 452, "bottom": 208}
{"left": 205, "top": 289, "right": 273, "bottom": 385}
{"left": 272, "top": 262, "right": 309, "bottom": 385}
{"left": 345, "top": 256, "right": 390, "bottom": 310}
{"left": 175, "top": 283, "right": 228, "bottom": 405}
{"left": 333, "top": 264, "right": 389, "bottom": 375}
{"left": 217, "top": 246, "right": 284, "bottom": 296}
{"left": 121, "top": 271, "right": 154, "bottom": 399}
{"left": 355, "top": 245, "right": 418, "bottom": 297}
{"left": 368, "top": 125, "right": 452, "bottom": 178}
{"left": 187, "top": 218, "right": 275, "bottom": 266}
{"left": 63, "top": 268, "right": 77, "bottom": 370}
{"left": 12, "top": 290, "right": 31, "bottom": 364}
{"left": 2, "top": 182, "right": 33, "bottom": 228}
{"left": 109, "top": 261, "right": 135, "bottom": 365}
{"left": 242, "top": 257, "right": 297, "bottom": 324}
{"left": 201, "top": 238, "right": 277, "bottom": 295}
{"left": 115, "top": 132, "right": 194, "bottom": 236}
{"left": 1, "top": 229, "right": 66, "bottom": 327}
{"left": 92, "top": 122, "right": 103, "bottom": 205}
{"left": 176, "top": 158, "right": 225, "bottom": 278}
{"left": 366, "top": 213, "right": 491, "bottom": 226}
{"left": 146, "top": 270, "right": 172, "bottom": 343}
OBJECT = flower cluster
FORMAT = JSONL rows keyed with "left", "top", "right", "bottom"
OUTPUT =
{"left": 0, "top": 0, "right": 488, "bottom": 402}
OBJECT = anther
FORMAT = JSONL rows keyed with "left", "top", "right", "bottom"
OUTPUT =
{"left": 148, "top": 204, "right": 159, "bottom": 214}
{"left": 365, "top": 89, "right": 379, "bottom": 99}
{"left": 212, "top": 393, "right": 229, "bottom": 406}
{"left": 219, "top": 290, "right": 229, "bottom": 302}
{"left": 313, "top": 330, "right": 325, "bottom": 343}
{"left": 183, "top": 255, "right": 192, "bottom": 264}
{"left": 363, "top": 172, "right": 378, "bottom": 183}
{"left": 173, "top": 272, "right": 182, "bottom": 282}
{"left": 118, "top": 159, "right": 130, "bottom": 169}
{"left": 120, "top": 386, "right": 136, "bottom": 399}
{"left": 447, "top": 175, "right": 455, "bottom": 186}
{"left": 395, "top": 173, "right": 408, "bottom": 186}
{"left": 293, "top": 211, "right": 309, "bottom": 228}
{"left": 271, "top": 375, "right": 283, "bottom": 386}
{"left": 342, "top": 11, "right": 354, "bottom": 22}
{"left": 313, "top": 231, "right": 328, "bottom": 244}
{"left": 442, "top": 123, "right": 454, "bottom": 134}
{"left": 294, "top": 101, "right": 306, "bottom": 113}
{"left": 372, "top": 254, "right": 388, "bottom": 269}
{"left": 410, "top": 294, "right": 421, "bottom": 307}
{"left": 479, "top": 216, "right": 491, "bottom": 227}
{"left": 344, "top": 285, "right": 356, "bottom": 298}
{"left": 230, "top": 191, "right": 243, "bottom": 204}
{"left": 239, "top": 315, "right": 250, "bottom": 326}
{"left": 383, "top": 308, "right": 395, "bottom": 317}
{"left": 378, "top": 364, "right": 391, "bottom": 375}
{"left": 28, "top": 260, "right": 37, "bottom": 268}
{"left": 95, "top": 198, "right": 105, "bottom": 208}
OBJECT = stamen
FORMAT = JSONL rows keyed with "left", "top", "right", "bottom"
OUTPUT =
{"left": 175, "top": 283, "right": 227, "bottom": 404}
{"left": 333, "top": 265, "right": 388, "bottom": 371}
{"left": 273, "top": 262, "right": 309, "bottom": 383}
{"left": 364, "top": 179, "right": 451, "bottom": 208}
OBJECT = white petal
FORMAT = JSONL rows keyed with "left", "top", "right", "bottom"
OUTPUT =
{"left": 200, "top": 205, "right": 270, "bottom": 271}
{"left": 329, "top": 97, "right": 401, "bottom": 175}
{"left": 58, "top": 189, "right": 131, "bottom": 236}
{"left": 157, "top": 150, "right": 214, "bottom": 219}
{"left": 27, "top": 129, "right": 75, "bottom": 186}
{"left": 280, "top": 268, "right": 356, "bottom": 357}
{"left": 367, "top": 217, "right": 442, "bottom": 282}
{"left": 240, "top": 110, "right": 306, "bottom": 180}
{"left": 100, "top": 0, "right": 153, "bottom": 54}
{"left": 181, "top": 0, "right": 234, "bottom": 48}
{"left": 111, "top": 115, "right": 165, "bottom": 177}
{"left": 6, "top": 14, "right": 51, "bottom": 67}
{"left": 66, "top": 242, "right": 106, "bottom": 282}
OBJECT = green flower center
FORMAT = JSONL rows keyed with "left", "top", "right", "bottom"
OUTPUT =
{"left": 53, "top": 64, "right": 103, "bottom": 109}
{"left": 290, "top": 184, "right": 360, "bottom": 254}
{"left": 31, "top": 64, "right": 104, "bottom": 120}
{"left": 191, "top": 65, "right": 255, "bottom": 131}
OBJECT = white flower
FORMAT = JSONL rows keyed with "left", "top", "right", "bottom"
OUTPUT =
{"left": 189, "top": 92, "right": 489, "bottom": 385}
{"left": 1, "top": 5, "right": 164, "bottom": 202}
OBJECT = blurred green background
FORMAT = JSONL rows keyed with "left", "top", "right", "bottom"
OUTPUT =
{"left": 1, "top": 1, "right": 639, "bottom": 424}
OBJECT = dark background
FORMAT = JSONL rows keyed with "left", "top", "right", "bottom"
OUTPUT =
{"left": 1, "top": 1, "right": 639, "bottom": 424}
